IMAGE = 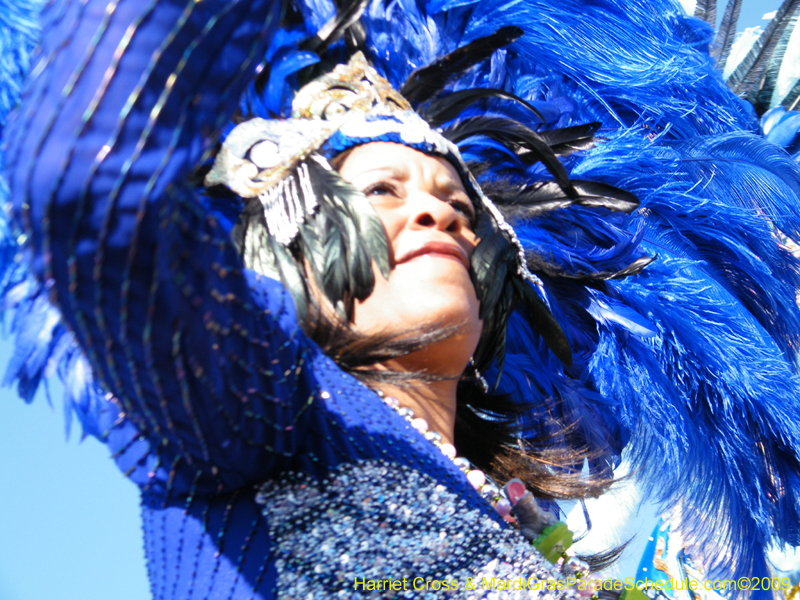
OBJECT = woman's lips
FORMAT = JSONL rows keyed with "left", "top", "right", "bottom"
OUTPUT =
{"left": 396, "top": 241, "right": 469, "bottom": 269}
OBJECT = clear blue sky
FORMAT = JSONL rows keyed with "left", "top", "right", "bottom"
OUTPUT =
{"left": 0, "top": 2, "right": 788, "bottom": 599}
{"left": 0, "top": 342, "right": 150, "bottom": 600}
{"left": 717, "top": 0, "right": 782, "bottom": 28}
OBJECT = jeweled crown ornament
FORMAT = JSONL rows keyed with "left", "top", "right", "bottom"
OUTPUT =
{"left": 203, "top": 53, "right": 417, "bottom": 245}
{"left": 205, "top": 53, "right": 409, "bottom": 199}
{"left": 291, "top": 51, "right": 411, "bottom": 119}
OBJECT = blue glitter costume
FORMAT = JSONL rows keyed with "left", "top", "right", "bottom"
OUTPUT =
{"left": 4, "top": 0, "right": 800, "bottom": 597}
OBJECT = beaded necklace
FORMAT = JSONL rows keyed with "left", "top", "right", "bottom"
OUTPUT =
{"left": 374, "top": 389, "right": 594, "bottom": 584}
{"left": 373, "top": 388, "right": 512, "bottom": 516}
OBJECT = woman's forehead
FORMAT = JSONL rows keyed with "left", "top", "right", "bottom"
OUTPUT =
{"left": 340, "top": 142, "right": 466, "bottom": 183}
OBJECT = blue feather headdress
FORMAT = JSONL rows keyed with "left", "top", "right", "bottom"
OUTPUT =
{"left": 245, "top": 0, "right": 800, "bottom": 589}
{"left": 3, "top": 0, "right": 800, "bottom": 591}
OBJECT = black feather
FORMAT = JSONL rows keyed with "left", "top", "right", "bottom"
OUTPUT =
{"left": 300, "top": 205, "right": 352, "bottom": 318}
{"left": 564, "top": 180, "right": 640, "bottom": 212}
{"left": 482, "top": 281, "right": 513, "bottom": 383}
{"left": 400, "top": 26, "right": 523, "bottom": 104}
{"left": 443, "top": 117, "right": 576, "bottom": 196}
{"left": 332, "top": 0, "right": 368, "bottom": 51}
{"left": 607, "top": 255, "right": 656, "bottom": 279}
{"left": 470, "top": 210, "right": 515, "bottom": 377}
{"left": 302, "top": 0, "right": 370, "bottom": 54}
{"left": 307, "top": 158, "right": 390, "bottom": 280}
{"left": 512, "top": 277, "right": 572, "bottom": 366}
{"left": 712, "top": 0, "right": 743, "bottom": 70}
{"left": 231, "top": 156, "right": 390, "bottom": 323}
{"left": 469, "top": 208, "right": 573, "bottom": 379}
{"left": 534, "top": 123, "right": 601, "bottom": 156}
{"left": 494, "top": 180, "right": 640, "bottom": 215}
{"left": 303, "top": 157, "right": 390, "bottom": 318}
{"left": 419, "top": 88, "right": 546, "bottom": 127}
{"left": 232, "top": 199, "right": 279, "bottom": 280}
{"left": 498, "top": 181, "right": 574, "bottom": 212}
{"left": 270, "top": 235, "right": 311, "bottom": 326}
{"left": 472, "top": 230, "right": 514, "bottom": 321}
{"left": 523, "top": 249, "right": 655, "bottom": 281}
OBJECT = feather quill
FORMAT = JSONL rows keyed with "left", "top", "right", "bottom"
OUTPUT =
{"left": 755, "top": 6, "right": 800, "bottom": 114}
{"left": 712, "top": 0, "right": 743, "bottom": 70}
{"left": 693, "top": 0, "right": 716, "bottom": 27}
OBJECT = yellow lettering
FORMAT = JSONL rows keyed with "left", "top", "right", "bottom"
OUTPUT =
{"left": 624, "top": 576, "right": 635, "bottom": 591}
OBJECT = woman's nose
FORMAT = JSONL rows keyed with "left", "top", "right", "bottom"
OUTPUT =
{"left": 409, "top": 196, "right": 462, "bottom": 234}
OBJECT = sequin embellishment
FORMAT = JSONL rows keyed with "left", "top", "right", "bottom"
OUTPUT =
{"left": 255, "top": 461, "right": 579, "bottom": 598}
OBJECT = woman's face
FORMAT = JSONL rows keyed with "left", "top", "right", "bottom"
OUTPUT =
{"left": 338, "top": 142, "right": 483, "bottom": 375}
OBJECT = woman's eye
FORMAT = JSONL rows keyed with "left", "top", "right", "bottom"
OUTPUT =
{"left": 362, "top": 182, "right": 397, "bottom": 197}
{"left": 451, "top": 200, "right": 477, "bottom": 227}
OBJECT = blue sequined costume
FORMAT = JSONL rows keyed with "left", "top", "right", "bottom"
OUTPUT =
{"left": 1, "top": 0, "right": 577, "bottom": 597}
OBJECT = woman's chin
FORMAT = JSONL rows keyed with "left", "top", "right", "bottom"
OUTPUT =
{"left": 352, "top": 259, "right": 481, "bottom": 341}
{"left": 355, "top": 282, "right": 480, "bottom": 337}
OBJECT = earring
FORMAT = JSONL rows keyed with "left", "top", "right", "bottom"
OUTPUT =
{"left": 468, "top": 358, "right": 490, "bottom": 394}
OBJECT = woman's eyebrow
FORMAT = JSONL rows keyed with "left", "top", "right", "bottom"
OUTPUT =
{"left": 438, "top": 180, "right": 475, "bottom": 208}
{"left": 351, "top": 164, "right": 407, "bottom": 179}
{"left": 438, "top": 180, "right": 468, "bottom": 195}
